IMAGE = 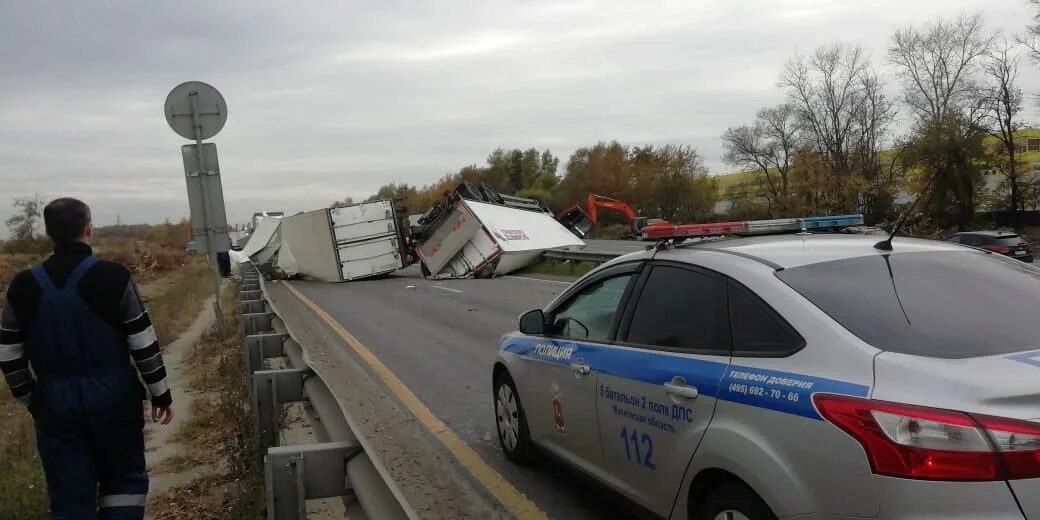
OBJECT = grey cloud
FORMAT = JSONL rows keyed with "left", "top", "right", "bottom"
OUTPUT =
{"left": 2, "top": 0, "right": 1039, "bottom": 232}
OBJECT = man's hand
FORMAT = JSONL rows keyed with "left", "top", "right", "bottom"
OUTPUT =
{"left": 152, "top": 405, "right": 174, "bottom": 425}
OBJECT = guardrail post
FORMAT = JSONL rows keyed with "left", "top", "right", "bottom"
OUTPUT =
{"left": 242, "top": 312, "right": 274, "bottom": 336}
{"left": 239, "top": 299, "right": 265, "bottom": 315}
{"left": 246, "top": 333, "right": 288, "bottom": 375}
{"left": 240, "top": 260, "right": 414, "bottom": 520}
{"left": 241, "top": 289, "right": 263, "bottom": 301}
{"left": 253, "top": 369, "right": 308, "bottom": 449}
{"left": 265, "top": 442, "right": 361, "bottom": 520}
{"left": 241, "top": 267, "right": 259, "bottom": 283}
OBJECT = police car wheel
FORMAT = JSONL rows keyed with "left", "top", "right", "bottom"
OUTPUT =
{"left": 494, "top": 372, "right": 534, "bottom": 463}
{"left": 699, "top": 482, "right": 775, "bottom": 520}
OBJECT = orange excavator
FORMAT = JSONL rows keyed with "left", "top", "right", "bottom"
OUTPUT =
{"left": 557, "top": 194, "right": 669, "bottom": 238}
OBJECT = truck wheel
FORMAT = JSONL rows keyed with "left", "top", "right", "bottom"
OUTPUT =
{"left": 494, "top": 372, "right": 535, "bottom": 463}
{"left": 698, "top": 482, "right": 775, "bottom": 520}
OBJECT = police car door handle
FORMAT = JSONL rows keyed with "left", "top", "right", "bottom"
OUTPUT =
{"left": 664, "top": 382, "right": 699, "bottom": 399}
{"left": 570, "top": 362, "right": 591, "bottom": 376}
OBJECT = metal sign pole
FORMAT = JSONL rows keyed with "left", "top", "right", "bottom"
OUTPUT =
{"left": 190, "top": 90, "right": 225, "bottom": 330}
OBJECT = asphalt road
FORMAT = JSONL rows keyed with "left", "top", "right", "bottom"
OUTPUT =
{"left": 291, "top": 266, "right": 653, "bottom": 519}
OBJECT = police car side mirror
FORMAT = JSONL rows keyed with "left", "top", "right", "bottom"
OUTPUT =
{"left": 519, "top": 309, "right": 545, "bottom": 335}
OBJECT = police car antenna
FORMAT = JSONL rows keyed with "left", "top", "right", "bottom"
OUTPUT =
{"left": 874, "top": 170, "right": 938, "bottom": 252}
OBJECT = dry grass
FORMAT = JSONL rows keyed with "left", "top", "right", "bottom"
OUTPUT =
{"left": 141, "top": 258, "right": 213, "bottom": 347}
{"left": 0, "top": 254, "right": 49, "bottom": 519}
{"left": 0, "top": 385, "right": 49, "bottom": 519}
{"left": 149, "top": 290, "right": 264, "bottom": 520}
{"left": 0, "top": 254, "right": 43, "bottom": 293}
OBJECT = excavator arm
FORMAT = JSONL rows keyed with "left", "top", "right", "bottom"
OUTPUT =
{"left": 585, "top": 194, "right": 637, "bottom": 225}
{"left": 558, "top": 193, "right": 665, "bottom": 238}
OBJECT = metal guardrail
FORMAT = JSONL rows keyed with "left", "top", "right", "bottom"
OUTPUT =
{"left": 542, "top": 248, "right": 622, "bottom": 263}
{"left": 238, "top": 263, "right": 414, "bottom": 520}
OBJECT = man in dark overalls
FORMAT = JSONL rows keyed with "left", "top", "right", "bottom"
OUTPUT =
{"left": 1, "top": 198, "right": 174, "bottom": 519}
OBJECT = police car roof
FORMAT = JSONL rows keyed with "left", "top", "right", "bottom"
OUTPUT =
{"left": 951, "top": 230, "right": 1020, "bottom": 237}
{"left": 678, "top": 233, "right": 975, "bottom": 269}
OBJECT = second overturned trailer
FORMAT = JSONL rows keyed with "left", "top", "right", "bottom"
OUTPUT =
{"left": 278, "top": 200, "right": 407, "bottom": 282}
{"left": 413, "top": 184, "right": 585, "bottom": 279}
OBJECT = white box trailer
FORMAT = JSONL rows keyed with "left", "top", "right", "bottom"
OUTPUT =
{"left": 416, "top": 199, "right": 585, "bottom": 279}
{"left": 241, "top": 216, "right": 282, "bottom": 261}
{"left": 277, "top": 200, "right": 405, "bottom": 282}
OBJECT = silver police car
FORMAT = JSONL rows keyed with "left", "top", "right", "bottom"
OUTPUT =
{"left": 492, "top": 234, "right": 1040, "bottom": 519}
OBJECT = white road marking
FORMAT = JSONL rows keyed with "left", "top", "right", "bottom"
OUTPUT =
{"left": 432, "top": 285, "right": 464, "bottom": 293}
{"left": 503, "top": 275, "right": 572, "bottom": 286}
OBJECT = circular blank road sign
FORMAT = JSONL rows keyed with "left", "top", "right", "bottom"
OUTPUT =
{"left": 164, "top": 81, "right": 228, "bottom": 141}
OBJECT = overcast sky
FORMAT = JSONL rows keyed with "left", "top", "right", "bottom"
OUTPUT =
{"left": 2, "top": 0, "right": 1039, "bottom": 232}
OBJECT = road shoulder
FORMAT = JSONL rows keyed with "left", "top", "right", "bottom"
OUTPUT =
{"left": 264, "top": 280, "right": 511, "bottom": 519}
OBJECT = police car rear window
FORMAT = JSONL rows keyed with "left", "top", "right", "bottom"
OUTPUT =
{"left": 776, "top": 251, "right": 1040, "bottom": 359}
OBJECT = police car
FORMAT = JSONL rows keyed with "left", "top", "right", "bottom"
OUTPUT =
{"left": 492, "top": 215, "right": 1040, "bottom": 520}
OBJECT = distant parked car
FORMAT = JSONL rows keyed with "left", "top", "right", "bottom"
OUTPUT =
{"left": 185, "top": 241, "right": 198, "bottom": 255}
{"left": 947, "top": 231, "right": 1033, "bottom": 263}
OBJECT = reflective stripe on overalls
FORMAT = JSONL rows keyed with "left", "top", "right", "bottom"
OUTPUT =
{"left": 28, "top": 256, "right": 148, "bottom": 520}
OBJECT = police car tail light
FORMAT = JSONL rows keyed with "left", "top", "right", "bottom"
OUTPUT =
{"left": 969, "top": 413, "right": 1040, "bottom": 479}
{"left": 814, "top": 395, "right": 1003, "bottom": 481}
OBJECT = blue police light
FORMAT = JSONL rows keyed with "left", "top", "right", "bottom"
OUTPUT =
{"left": 798, "top": 214, "right": 864, "bottom": 229}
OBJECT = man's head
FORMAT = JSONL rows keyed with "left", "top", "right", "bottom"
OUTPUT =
{"left": 44, "top": 198, "right": 93, "bottom": 245}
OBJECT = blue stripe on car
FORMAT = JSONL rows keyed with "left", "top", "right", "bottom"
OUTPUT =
{"left": 1007, "top": 350, "right": 1040, "bottom": 368}
{"left": 502, "top": 337, "right": 869, "bottom": 420}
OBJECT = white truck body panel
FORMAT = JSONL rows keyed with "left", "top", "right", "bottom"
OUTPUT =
{"left": 279, "top": 200, "right": 404, "bottom": 282}
{"left": 253, "top": 226, "right": 281, "bottom": 265}
{"left": 465, "top": 201, "right": 584, "bottom": 253}
{"left": 339, "top": 235, "right": 403, "bottom": 280}
{"left": 417, "top": 199, "right": 584, "bottom": 279}
{"left": 437, "top": 226, "right": 501, "bottom": 278}
{"left": 417, "top": 202, "right": 486, "bottom": 275}
{"left": 278, "top": 209, "right": 341, "bottom": 282}
{"left": 242, "top": 217, "right": 281, "bottom": 260}
{"left": 494, "top": 250, "right": 544, "bottom": 275}
{"left": 331, "top": 200, "right": 398, "bottom": 244}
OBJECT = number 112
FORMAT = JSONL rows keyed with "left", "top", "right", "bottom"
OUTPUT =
{"left": 620, "top": 427, "right": 656, "bottom": 469}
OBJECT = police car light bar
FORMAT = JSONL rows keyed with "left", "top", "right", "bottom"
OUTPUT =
{"left": 799, "top": 214, "right": 865, "bottom": 229}
{"left": 641, "top": 221, "right": 748, "bottom": 240}
{"left": 641, "top": 214, "right": 864, "bottom": 241}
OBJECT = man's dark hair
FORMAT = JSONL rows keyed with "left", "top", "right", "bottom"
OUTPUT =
{"left": 44, "top": 198, "right": 92, "bottom": 244}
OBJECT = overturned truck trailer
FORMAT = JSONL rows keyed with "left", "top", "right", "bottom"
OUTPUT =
{"left": 278, "top": 200, "right": 407, "bottom": 282}
{"left": 415, "top": 186, "right": 584, "bottom": 279}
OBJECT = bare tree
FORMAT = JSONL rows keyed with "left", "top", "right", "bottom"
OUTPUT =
{"left": 722, "top": 104, "right": 799, "bottom": 215}
{"left": 779, "top": 43, "right": 894, "bottom": 214}
{"left": 1020, "top": 0, "right": 1040, "bottom": 62}
{"left": 888, "top": 14, "right": 995, "bottom": 229}
{"left": 853, "top": 68, "right": 899, "bottom": 218}
{"left": 780, "top": 44, "right": 869, "bottom": 180}
{"left": 980, "top": 38, "right": 1026, "bottom": 225}
{"left": 5, "top": 194, "right": 44, "bottom": 241}
{"left": 888, "top": 13, "right": 994, "bottom": 124}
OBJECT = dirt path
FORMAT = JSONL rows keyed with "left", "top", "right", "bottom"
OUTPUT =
{"left": 144, "top": 295, "right": 217, "bottom": 516}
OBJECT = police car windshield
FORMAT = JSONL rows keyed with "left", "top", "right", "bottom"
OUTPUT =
{"left": 776, "top": 251, "right": 1040, "bottom": 359}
